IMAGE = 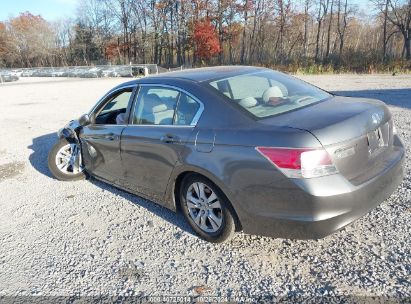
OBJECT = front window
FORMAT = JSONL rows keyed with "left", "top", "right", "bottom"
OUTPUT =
{"left": 209, "top": 71, "right": 331, "bottom": 118}
{"left": 95, "top": 88, "right": 133, "bottom": 124}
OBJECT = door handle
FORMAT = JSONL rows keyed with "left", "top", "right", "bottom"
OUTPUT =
{"left": 160, "top": 134, "right": 178, "bottom": 143}
{"left": 104, "top": 133, "right": 116, "bottom": 141}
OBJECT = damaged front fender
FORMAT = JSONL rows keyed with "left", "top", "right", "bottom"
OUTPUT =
{"left": 57, "top": 119, "right": 84, "bottom": 172}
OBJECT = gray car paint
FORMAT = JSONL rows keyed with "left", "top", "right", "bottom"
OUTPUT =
{"left": 66, "top": 66, "right": 404, "bottom": 239}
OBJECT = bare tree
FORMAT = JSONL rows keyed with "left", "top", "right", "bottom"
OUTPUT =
{"left": 1, "top": 0, "right": 410, "bottom": 70}
{"left": 336, "top": 0, "right": 348, "bottom": 57}
{"left": 385, "top": 0, "right": 411, "bottom": 59}
{"left": 325, "top": 0, "right": 334, "bottom": 59}
{"left": 303, "top": 0, "right": 312, "bottom": 57}
{"left": 315, "top": 0, "right": 329, "bottom": 61}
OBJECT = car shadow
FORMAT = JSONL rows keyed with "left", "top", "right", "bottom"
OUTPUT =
{"left": 28, "top": 132, "right": 195, "bottom": 236}
{"left": 27, "top": 132, "right": 57, "bottom": 178}
{"left": 332, "top": 88, "right": 411, "bottom": 109}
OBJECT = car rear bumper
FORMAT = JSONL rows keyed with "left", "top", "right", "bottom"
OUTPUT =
{"left": 239, "top": 144, "right": 405, "bottom": 240}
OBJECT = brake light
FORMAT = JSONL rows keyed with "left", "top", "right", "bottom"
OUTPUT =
{"left": 256, "top": 147, "right": 338, "bottom": 178}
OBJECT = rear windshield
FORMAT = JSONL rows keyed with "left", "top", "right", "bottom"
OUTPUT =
{"left": 208, "top": 71, "right": 331, "bottom": 118}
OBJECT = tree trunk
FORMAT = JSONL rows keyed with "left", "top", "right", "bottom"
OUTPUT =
{"left": 240, "top": 1, "right": 248, "bottom": 64}
{"left": 404, "top": 29, "right": 411, "bottom": 60}
{"left": 315, "top": 6, "right": 322, "bottom": 62}
{"left": 325, "top": 0, "right": 334, "bottom": 59}
{"left": 303, "top": 0, "right": 309, "bottom": 57}
{"left": 382, "top": 0, "right": 389, "bottom": 61}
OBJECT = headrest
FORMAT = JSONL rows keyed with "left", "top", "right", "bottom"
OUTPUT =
{"left": 152, "top": 104, "right": 168, "bottom": 113}
{"left": 145, "top": 93, "right": 163, "bottom": 106}
{"left": 116, "top": 113, "right": 126, "bottom": 124}
{"left": 262, "top": 86, "right": 284, "bottom": 103}
{"left": 239, "top": 97, "right": 258, "bottom": 108}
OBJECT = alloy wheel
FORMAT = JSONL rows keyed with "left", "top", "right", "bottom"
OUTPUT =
{"left": 55, "top": 143, "right": 83, "bottom": 174}
{"left": 185, "top": 182, "right": 223, "bottom": 233}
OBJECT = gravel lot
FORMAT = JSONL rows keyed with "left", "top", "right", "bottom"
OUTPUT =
{"left": 0, "top": 74, "right": 410, "bottom": 300}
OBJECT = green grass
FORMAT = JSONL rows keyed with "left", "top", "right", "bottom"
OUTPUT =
{"left": 263, "top": 58, "right": 411, "bottom": 75}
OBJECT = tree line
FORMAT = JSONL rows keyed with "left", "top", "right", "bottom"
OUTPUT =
{"left": 0, "top": 0, "right": 410, "bottom": 73}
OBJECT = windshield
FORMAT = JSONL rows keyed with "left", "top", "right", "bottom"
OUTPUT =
{"left": 208, "top": 71, "right": 331, "bottom": 118}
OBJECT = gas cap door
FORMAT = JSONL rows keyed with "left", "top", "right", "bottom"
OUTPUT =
{"left": 195, "top": 130, "right": 215, "bottom": 153}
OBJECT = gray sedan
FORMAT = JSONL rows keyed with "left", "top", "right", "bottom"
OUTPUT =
{"left": 48, "top": 66, "right": 405, "bottom": 243}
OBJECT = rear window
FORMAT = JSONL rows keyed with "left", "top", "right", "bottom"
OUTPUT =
{"left": 209, "top": 71, "right": 331, "bottom": 118}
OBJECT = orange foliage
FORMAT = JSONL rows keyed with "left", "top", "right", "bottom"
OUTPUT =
{"left": 105, "top": 40, "right": 120, "bottom": 60}
{"left": 193, "top": 19, "right": 221, "bottom": 60}
{"left": 105, "top": 39, "right": 131, "bottom": 60}
{"left": 0, "top": 22, "right": 7, "bottom": 56}
{"left": 9, "top": 12, "right": 48, "bottom": 32}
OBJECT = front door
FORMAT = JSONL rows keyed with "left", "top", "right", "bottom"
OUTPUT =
{"left": 80, "top": 86, "right": 135, "bottom": 182}
{"left": 120, "top": 85, "right": 203, "bottom": 202}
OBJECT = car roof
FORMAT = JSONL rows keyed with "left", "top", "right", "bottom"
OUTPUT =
{"left": 115, "top": 66, "right": 271, "bottom": 93}
{"left": 119, "top": 66, "right": 268, "bottom": 88}
{"left": 150, "top": 65, "right": 267, "bottom": 82}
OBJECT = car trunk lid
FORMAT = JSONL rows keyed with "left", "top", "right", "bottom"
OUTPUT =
{"left": 260, "top": 96, "right": 394, "bottom": 183}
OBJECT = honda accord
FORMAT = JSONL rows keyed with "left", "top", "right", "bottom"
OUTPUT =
{"left": 48, "top": 66, "right": 405, "bottom": 243}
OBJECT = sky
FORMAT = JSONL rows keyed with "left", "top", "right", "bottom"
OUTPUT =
{"left": 0, "top": 0, "right": 78, "bottom": 21}
{"left": 0, "top": 0, "right": 371, "bottom": 22}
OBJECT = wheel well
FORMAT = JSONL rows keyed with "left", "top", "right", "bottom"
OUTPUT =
{"left": 173, "top": 171, "right": 242, "bottom": 232}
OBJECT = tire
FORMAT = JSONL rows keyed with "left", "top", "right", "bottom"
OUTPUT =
{"left": 48, "top": 138, "right": 86, "bottom": 181}
{"left": 180, "top": 174, "right": 236, "bottom": 243}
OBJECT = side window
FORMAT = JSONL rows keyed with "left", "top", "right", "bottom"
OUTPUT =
{"left": 95, "top": 89, "right": 133, "bottom": 125}
{"left": 133, "top": 87, "right": 179, "bottom": 125}
{"left": 174, "top": 93, "right": 200, "bottom": 125}
{"left": 132, "top": 86, "right": 202, "bottom": 126}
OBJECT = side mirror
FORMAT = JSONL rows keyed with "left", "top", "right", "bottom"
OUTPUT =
{"left": 78, "top": 113, "right": 90, "bottom": 126}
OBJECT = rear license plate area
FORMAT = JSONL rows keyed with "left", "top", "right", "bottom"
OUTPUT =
{"left": 367, "top": 127, "right": 385, "bottom": 156}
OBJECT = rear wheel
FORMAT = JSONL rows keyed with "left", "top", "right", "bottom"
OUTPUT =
{"left": 48, "top": 138, "right": 86, "bottom": 181}
{"left": 180, "top": 174, "right": 236, "bottom": 243}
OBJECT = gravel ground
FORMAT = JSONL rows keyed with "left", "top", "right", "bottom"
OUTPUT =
{"left": 0, "top": 75, "right": 410, "bottom": 300}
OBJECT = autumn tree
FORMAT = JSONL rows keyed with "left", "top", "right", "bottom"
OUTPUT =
{"left": 0, "top": 0, "right": 410, "bottom": 71}
{"left": 193, "top": 18, "right": 221, "bottom": 63}
{"left": 0, "top": 22, "right": 9, "bottom": 67}
{"left": 7, "top": 12, "right": 55, "bottom": 67}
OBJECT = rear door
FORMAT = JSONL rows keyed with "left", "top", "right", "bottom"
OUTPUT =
{"left": 120, "top": 85, "right": 203, "bottom": 201}
{"left": 80, "top": 86, "right": 135, "bottom": 182}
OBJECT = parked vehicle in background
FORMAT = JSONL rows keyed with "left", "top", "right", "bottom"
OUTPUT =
{"left": 0, "top": 71, "right": 19, "bottom": 82}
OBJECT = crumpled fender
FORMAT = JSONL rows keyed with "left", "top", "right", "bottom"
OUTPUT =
{"left": 57, "top": 119, "right": 84, "bottom": 169}
{"left": 57, "top": 120, "right": 82, "bottom": 144}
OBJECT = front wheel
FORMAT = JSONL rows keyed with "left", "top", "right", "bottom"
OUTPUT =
{"left": 48, "top": 138, "right": 86, "bottom": 181}
{"left": 180, "top": 174, "right": 236, "bottom": 243}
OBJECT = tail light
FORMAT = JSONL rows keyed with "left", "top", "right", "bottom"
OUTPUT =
{"left": 256, "top": 147, "right": 338, "bottom": 178}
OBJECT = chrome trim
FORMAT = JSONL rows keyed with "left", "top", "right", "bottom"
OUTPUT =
{"left": 88, "top": 83, "right": 204, "bottom": 128}
{"left": 128, "top": 85, "right": 141, "bottom": 125}
{"left": 130, "top": 83, "right": 204, "bottom": 127}
{"left": 125, "top": 124, "right": 194, "bottom": 128}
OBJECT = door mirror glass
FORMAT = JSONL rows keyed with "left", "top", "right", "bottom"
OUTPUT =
{"left": 79, "top": 113, "right": 90, "bottom": 126}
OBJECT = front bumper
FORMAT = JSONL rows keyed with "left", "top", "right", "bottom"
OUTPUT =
{"left": 238, "top": 144, "right": 405, "bottom": 240}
